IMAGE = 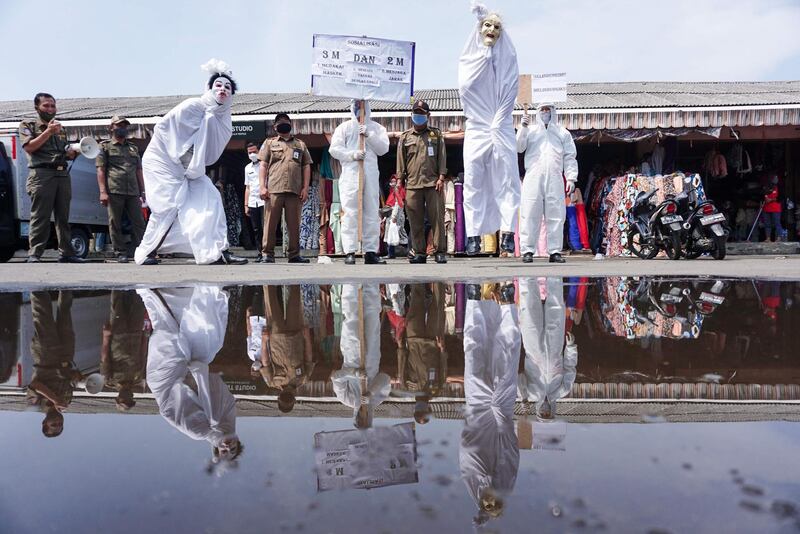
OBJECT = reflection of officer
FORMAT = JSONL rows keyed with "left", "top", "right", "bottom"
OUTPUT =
{"left": 96, "top": 116, "right": 146, "bottom": 263}
{"left": 461, "top": 287, "right": 520, "bottom": 527}
{"left": 18, "top": 93, "right": 83, "bottom": 263}
{"left": 101, "top": 290, "right": 148, "bottom": 411}
{"left": 399, "top": 283, "right": 447, "bottom": 424}
{"left": 26, "top": 291, "right": 77, "bottom": 438}
{"left": 518, "top": 277, "right": 577, "bottom": 419}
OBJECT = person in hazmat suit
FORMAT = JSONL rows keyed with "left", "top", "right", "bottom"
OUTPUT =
{"left": 141, "top": 285, "right": 242, "bottom": 469}
{"left": 516, "top": 104, "right": 579, "bottom": 264}
{"left": 517, "top": 277, "right": 578, "bottom": 420}
{"left": 458, "top": 2, "right": 520, "bottom": 256}
{"left": 460, "top": 281, "right": 521, "bottom": 527}
{"left": 331, "top": 283, "right": 390, "bottom": 429}
{"left": 134, "top": 59, "right": 247, "bottom": 266}
{"left": 328, "top": 100, "right": 390, "bottom": 265}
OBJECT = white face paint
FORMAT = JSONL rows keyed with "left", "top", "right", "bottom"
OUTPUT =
{"left": 480, "top": 14, "right": 503, "bottom": 47}
{"left": 212, "top": 77, "right": 232, "bottom": 104}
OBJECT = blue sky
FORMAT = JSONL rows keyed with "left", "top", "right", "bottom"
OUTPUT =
{"left": 2, "top": 0, "right": 799, "bottom": 101}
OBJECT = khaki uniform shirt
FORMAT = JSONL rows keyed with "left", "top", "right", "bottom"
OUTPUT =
{"left": 96, "top": 139, "right": 142, "bottom": 195}
{"left": 396, "top": 126, "right": 447, "bottom": 189}
{"left": 18, "top": 118, "right": 68, "bottom": 171}
{"left": 258, "top": 136, "right": 313, "bottom": 195}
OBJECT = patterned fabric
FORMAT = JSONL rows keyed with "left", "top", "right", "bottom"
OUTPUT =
{"left": 300, "top": 178, "right": 320, "bottom": 250}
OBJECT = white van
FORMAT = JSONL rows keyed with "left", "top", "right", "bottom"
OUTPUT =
{"left": 0, "top": 129, "right": 109, "bottom": 261}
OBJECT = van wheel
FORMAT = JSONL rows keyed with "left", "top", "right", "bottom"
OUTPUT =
{"left": 70, "top": 228, "right": 90, "bottom": 259}
{"left": 0, "top": 246, "right": 15, "bottom": 263}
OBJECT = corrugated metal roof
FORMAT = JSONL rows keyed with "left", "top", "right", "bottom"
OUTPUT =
{"left": 1, "top": 81, "right": 799, "bottom": 123}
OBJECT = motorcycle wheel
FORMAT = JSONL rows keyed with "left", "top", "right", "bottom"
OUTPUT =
{"left": 712, "top": 237, "right": 727, "bottom": 260}
{"left": 628, "top": 229, "right": 658, "bottom": 260}
{"left": 663, "top": 233, "right": 682, "bottom": 260}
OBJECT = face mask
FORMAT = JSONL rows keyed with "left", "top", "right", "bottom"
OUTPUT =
{"left": 276, "top": 122, "right": 292, "bottom": 134}
{"left": 480, "top": 14, "right": 503, "bottom": 47}
{"left": 411, "top": 114, "right": 428, "bottom": 126}
{"left": 248, "top": 153, "right": 259, "bottom": 163}
{"left": 540, "top": 111, "right": 551, "bottom": 125}
{"left": 113, "top": 127, "right": 128, "bottom": 138}
{"left": 38, "top": 110, "right": 56, "bottom": 122}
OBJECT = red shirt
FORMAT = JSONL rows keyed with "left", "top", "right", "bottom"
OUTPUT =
{"left": 764, "top": 187, "right": 781, "bottom": 213}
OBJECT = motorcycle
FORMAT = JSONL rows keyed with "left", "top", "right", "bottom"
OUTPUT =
{"left": 627, "top": 189, "right": 684, "bottom": 260}
{"left": 680, "top": 197, "right": 729, "bottom": 260}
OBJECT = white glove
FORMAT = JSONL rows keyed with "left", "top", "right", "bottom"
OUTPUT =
{"left": 521, "top": 114, "right": 530, "bottom": 127}
{"left": 566, "top": 332, "right": 575, "bottom": 346}
{"left": 352, "top": 150, "right": 366, "bottom": 161}
{"left": 358, "top": 124, "right": 370, "bottom": 137}
{"left": 565, "top": 181, "right": 576, "bottom": 196}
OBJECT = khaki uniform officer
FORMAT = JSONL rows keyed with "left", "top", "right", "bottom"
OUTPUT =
{"left": 396, "top": 99, "right": 448, "bottom": 264}
{"left": 258, "top": 113, "right": 312, "bottom": 263}
{"left": 18, "top": 92, "right": 83, "bottom": 263}
{"left": 96, "top": 116, "right": 146, "bottom": 263}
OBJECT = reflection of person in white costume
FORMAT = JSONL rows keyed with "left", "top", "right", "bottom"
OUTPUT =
{"left": 140, "top": 286, "right": 242, "bottom": 467}
{"left": 329, "top": 101, "right": 390, "bottom": 265}
{"left": 518, "top": 277, "right": 578, "bottom": 419}
{"left": 134, "top": 59, "right": 247, "bottom": 266}
{"left": 517, "top": 104, "right": 579, "bottom": 264}
{"left": 332, "top": 284, "right": 390, "bottom": 429}
{"left": 458, "top": 2, "right": 520, "bottom": 256}
{"left": 461, "top": 287, "right": 521, "bottom": 527}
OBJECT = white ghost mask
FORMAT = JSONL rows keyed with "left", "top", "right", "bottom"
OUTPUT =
{"left": 480, "top": 14, "right": 503, "bottom": 47}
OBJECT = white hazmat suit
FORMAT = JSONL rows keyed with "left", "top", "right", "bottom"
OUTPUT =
{"left": 134, "top": 89, "right": 232, "bottom": 265}
{"left": 328, "top": 102, "right": 390, "bottom": 254}
{"left": 461, "top": 297, "right": 520, "bottom": 526}
{"left": 141, "top": 286, "right": 237, "bottom": 448}
{"left": 517, "top": 277, "right": 578, "bottom": 417}
{"left": 517, "top": 104, "right": 579, "bottom": 255}
{"left": 458, "top": 2, "right": 520, "bottom": 238}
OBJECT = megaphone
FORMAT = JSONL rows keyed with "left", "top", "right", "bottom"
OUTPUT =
{"left": 66, "top": 136, "right": 100, "bottom": 159}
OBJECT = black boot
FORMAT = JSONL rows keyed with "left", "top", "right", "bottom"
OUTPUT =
{"left": 522, "top": 252, "right": 533, "bottom": 263}
{"left": 364, "top": 252, "right": 386, "bottom": 265}
{"left": 466, "top": 236, "right": 481, "bottom": 256}
{"left": 549, "top": 252, "right": 565, "bottom": 264}
{"left": 435, "top": 253, "right": 447, "bottom": 264}
{"left": 500, "top": 232, "right": 515, "bottom": 253}
{"left": 345, "top": 253, "right": 356, "bottom": 265}
{"left": 214, "top": 250, "right": 248, "bottom": 265}
{"left": 409, "top": 254, "right": 427, "bottom": 264}
{"left": 499, "top": 283, "right": 516, "bottom": 304}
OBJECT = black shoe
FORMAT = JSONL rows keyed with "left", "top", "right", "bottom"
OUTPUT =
{"left": 262, "top": 255, "right": 275, "bottom": 264}
{"left": 26, "top": 256, "right": 41, "bottom": 263}
{"left": 288, "top": 256, "right": 310, "bottom": 264}
{"left": 364, "top": 252, "right": 386, "bottom": 265}
{"left": 466, "top": 284, "right": 481, "bottom": 301}
{"left": 499, "top": 283, "right": 516, "bottom": 304}
{"left": 255, "top": 254, "right": 263, "bottom": 264}
{"left": 549, "top": 253, "right": 565, "bottom": 264}
{"left": 345, "top": 253, "right": 356, "bottom": 265}
{"left": 409, "top": 254, "right": 427, "bottom": 264}
{"left": 466, "top": 236, "right": 481, "bottom": 256}
{"left": 219, "top": 250, "right": 248, "bottom": 265}
{"left": 500, "top": 232, "right": 515, "bottom": 253}
{"left": 435, "top": 253, "right": 447, "bottom": 264}
{"left": 58, "top": 255, "right": 86, "bottom": 263}
{"left": 142, "top": 257, "right": 159, "bottom": 266}
{"left": 522, "top": 252, "right": 534, "bottom": 263}
{"left": 116, "top": 254, "right": 129, "bottom": 264}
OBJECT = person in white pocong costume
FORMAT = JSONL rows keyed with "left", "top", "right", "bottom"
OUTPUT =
{"left": 517, "top": 277, "right": 578, "bottom": 420}
{"left": 140, "top": 286, "right": 243, "bottom": 469}
{"left": 458, "top": 2, "right": 520, "bottom": 256}
{"left": 517, "top": 103, "right": 579, "bottom": 264}
{"left": 328, "top": 100, "right": 390, "bottom": 265}
{"left": 331, "top": 283, "right": 390, "bottom": 429}
{"left": 460, "top": 283, "right": 521, "bottom": 527}
{"left": 134, "top": 59, "right": 247, "bottom": 266}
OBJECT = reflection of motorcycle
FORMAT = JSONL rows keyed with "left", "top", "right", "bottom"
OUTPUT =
{"left": 627, "top": 189, "right": 684, "bottom": 260}
{"left": 681, "top": 279, "right": 728, "bottom": 315}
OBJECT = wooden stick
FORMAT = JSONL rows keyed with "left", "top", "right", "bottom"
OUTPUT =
{"left": 357, "top": 99, "right": 366, "bottom": 254}
{"left": 358, "top": 286, "right": 366, "bottom": 389}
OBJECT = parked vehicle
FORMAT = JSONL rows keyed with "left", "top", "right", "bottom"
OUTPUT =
{"left": 679, "top": 196, "right": 729, "bottom": 260}
{"left": 627, "top": 189, "right": 684, "bottom": 260}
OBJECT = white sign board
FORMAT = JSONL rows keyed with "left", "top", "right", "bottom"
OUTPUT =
{"left": 311, "top": 34, "right": 415, "bottom": 104}
{"left": 314, "top": 422, "right": 418, "bottom": 491}
{"left": 532, "top": 72, "right": 568, "bottom": 104}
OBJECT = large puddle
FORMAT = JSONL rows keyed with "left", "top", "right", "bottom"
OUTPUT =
{"left": 1, "top": 277, "right": 799, "bottom": 533}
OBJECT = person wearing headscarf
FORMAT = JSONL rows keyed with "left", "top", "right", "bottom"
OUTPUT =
{"left": 134, "top": 59, "right": 247, "bottom": 265}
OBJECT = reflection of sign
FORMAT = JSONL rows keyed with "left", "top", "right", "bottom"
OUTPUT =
{"left": 311, "top": 34, "right": 415, "bottom": 104}
{"left": 231, "top": 121, "right": 267, "bottom": 140}
{"left": 314, "top": 422, "right": 418, "bottom": 491}
{"left": 532, "top": 72, "right": 568, "bottom": 104}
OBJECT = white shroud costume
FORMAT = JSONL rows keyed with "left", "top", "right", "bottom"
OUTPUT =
{"left": 461, "top": 297, "right": 520, "bottom": 525}
{"left": 134, "top": 90, "right": 232, "bottom": 264}
{"left": 328, "top": 101, "right": 390, "bottom": 254}
{"left": 458, "top": 2, "right": 520, "bottom": 237}
{"left": 141, "top": 286, "right": 236, "bottom": 448}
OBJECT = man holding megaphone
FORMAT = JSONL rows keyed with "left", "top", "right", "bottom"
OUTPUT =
{"left": 95, "top": 116, "right": 146, "bottom": 263}
{"left": 18, "top": 92, "right": 85, "bottom": 263}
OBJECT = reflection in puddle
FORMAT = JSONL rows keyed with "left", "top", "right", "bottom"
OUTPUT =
{"left": 1, "top": 277, "right": 799, "bottom": 532}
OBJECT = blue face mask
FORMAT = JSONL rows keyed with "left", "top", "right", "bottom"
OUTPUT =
{"left": 411, "top": 114, "right": 428, "bottom": 126}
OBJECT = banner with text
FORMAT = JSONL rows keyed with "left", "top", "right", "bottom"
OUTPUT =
{"left": 532, "top": 72, "right": 568, "bottom": 104}
{"left": 311, "top": 34, "right": 415, "bottom": 104}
